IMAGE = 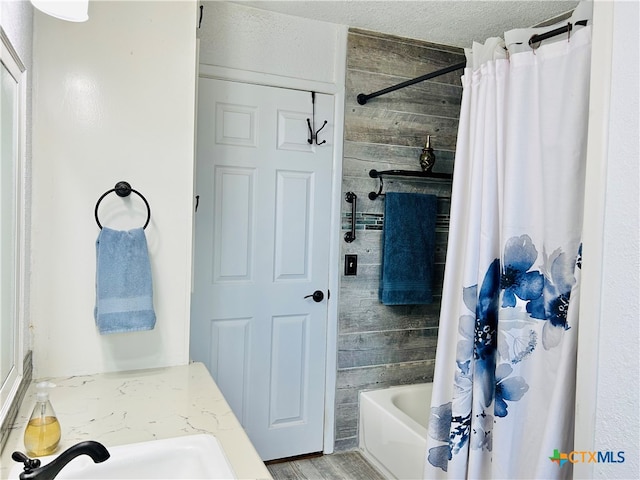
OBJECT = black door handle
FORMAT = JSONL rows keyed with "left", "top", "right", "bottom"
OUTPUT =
{"left": 304, "top": 290, "right": 324, "bottom": 302}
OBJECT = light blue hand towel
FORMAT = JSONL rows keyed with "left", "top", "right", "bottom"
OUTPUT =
{"left": 94, "top": 227, "right": 156, "bottom": 334}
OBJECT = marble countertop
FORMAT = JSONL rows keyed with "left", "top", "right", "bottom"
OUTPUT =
{"left": 0, "top": 362, "right": 271, "bottom": 479}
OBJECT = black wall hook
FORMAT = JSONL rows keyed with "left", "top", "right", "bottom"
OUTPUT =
{"left": 307, "top": 92, "right": 328, "bottom": 145}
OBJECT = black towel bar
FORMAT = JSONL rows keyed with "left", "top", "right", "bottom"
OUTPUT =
{"left": 368, "top": 169, "right": 453, "bottom": 200}
{"left": 95, "top": 181, "right": 151, "bottom": 230}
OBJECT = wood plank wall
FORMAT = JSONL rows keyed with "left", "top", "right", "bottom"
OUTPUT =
{"left": 335, "top": 28, "right": 465, "bottom": 451}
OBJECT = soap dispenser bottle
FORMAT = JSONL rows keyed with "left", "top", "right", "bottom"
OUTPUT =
{"left": 24, "top": 382, "right": 61, "bottom": 457}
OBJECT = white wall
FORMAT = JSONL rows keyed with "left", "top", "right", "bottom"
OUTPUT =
{"left": 593, "top": 1, "right": 639, "bottom": 477}
{"left": 30, "top": 1, "right": 197, "bottom": 378}
{"left": 198, "top": 1, "right": 344, "bottom": 90}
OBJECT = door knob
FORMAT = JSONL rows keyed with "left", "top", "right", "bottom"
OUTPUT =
{"left": 304, "top": 290, "right": 324, "bottom": 302}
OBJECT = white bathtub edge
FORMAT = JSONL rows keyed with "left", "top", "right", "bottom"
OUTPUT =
{"left": 358, "top": 383, "right": 432, "bottom": 480}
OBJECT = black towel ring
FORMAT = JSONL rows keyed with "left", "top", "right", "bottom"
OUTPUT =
{"left": 95, "top": 181, "right": 151, "bottom": 230}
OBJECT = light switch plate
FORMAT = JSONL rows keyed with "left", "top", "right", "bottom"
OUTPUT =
{"left": 345, "top": 254, "right": 357, "bottom": 276}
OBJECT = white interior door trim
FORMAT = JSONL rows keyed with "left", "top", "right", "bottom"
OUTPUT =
{"left": 198, "top": 64, "right": 339, "bottom": 96}
{"left": 322, "top": 25, "right": 347, "bottom": 455}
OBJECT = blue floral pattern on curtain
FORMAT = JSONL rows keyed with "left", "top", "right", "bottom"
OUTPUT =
{"left": 427, "top": 235, "right": 582, "bottom": 472}
{"left": 423, "top": 15, "right": 593, "bottom": 477}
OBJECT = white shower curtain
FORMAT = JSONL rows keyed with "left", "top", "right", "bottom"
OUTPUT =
{"left": 424, "top": 8, "right": 592, "bottom": 480}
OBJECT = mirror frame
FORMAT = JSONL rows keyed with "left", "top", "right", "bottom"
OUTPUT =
{"left": 0, "top": 27, "right": 27, "bottom": 452}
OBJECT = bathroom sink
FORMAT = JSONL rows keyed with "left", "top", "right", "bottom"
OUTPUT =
{"left": 9, "top": 434, "right": 236, "bottom": 479}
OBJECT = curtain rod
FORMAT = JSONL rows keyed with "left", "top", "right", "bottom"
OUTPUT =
{"left": 356, "top": 19, "right": 588, "bottom": 105}
{"left": 356, "top": 61, "right": 465, "bottom": 105}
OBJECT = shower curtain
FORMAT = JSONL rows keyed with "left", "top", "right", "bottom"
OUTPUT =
{"left": 424, "top": 9, "right": 592, "bottom": 480}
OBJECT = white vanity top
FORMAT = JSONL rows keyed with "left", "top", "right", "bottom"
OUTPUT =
{"left": 0, "top": 362, "right": 272, "bottom": 479}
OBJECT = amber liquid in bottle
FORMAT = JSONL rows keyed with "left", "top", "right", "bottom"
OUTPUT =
{"left": 24, "top": 415, "right": 61, "bottom": 457}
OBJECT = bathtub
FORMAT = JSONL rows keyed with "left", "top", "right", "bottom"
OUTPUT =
{"left": 359, "top": 383, "right": 432, "bottom": 479}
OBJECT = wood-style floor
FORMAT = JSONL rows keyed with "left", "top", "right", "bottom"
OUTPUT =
{"left": 266, "top": 451, "right": 386, "bottom": 480}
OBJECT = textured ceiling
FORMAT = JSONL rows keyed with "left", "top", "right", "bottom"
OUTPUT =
{"left": 232, "top": 1, "right": 579, "bottom": 47}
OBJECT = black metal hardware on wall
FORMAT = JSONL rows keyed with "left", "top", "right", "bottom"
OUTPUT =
{"left": 307, "top": 92, "right": 328, "bottom": 145}
{"left": 344, "top": 192, "right": 357, "bottom": 242}
{"left": 368, "top": 169, "right": 453, "bottom": 200}
{"left": 94, "top": 181, "right": 151, "bottom": 229}
{"left": 357, "top": 61, "right": 466, "bottom": 105}
{"left": 356, "top": 19, "right": 588, "bottom": 105}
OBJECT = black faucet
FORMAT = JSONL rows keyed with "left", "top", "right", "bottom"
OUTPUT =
{"left": 12, "top": 441, "right": 110, "bottom": 480}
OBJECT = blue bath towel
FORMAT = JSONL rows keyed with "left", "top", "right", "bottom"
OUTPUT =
{"left": 379, "top": 192, "right": 437, "bottom": 305}
{"left": 94, "top": 227, "right": 156, "bottom": 334}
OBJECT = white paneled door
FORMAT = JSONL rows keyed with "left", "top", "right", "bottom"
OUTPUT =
{"left": 191, "top": 78, "right": 334, "bottom": 460}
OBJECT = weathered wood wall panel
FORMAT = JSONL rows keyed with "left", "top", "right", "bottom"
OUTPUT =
{"left": 335, "top": 28, "right": 464, "bottom": 451}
